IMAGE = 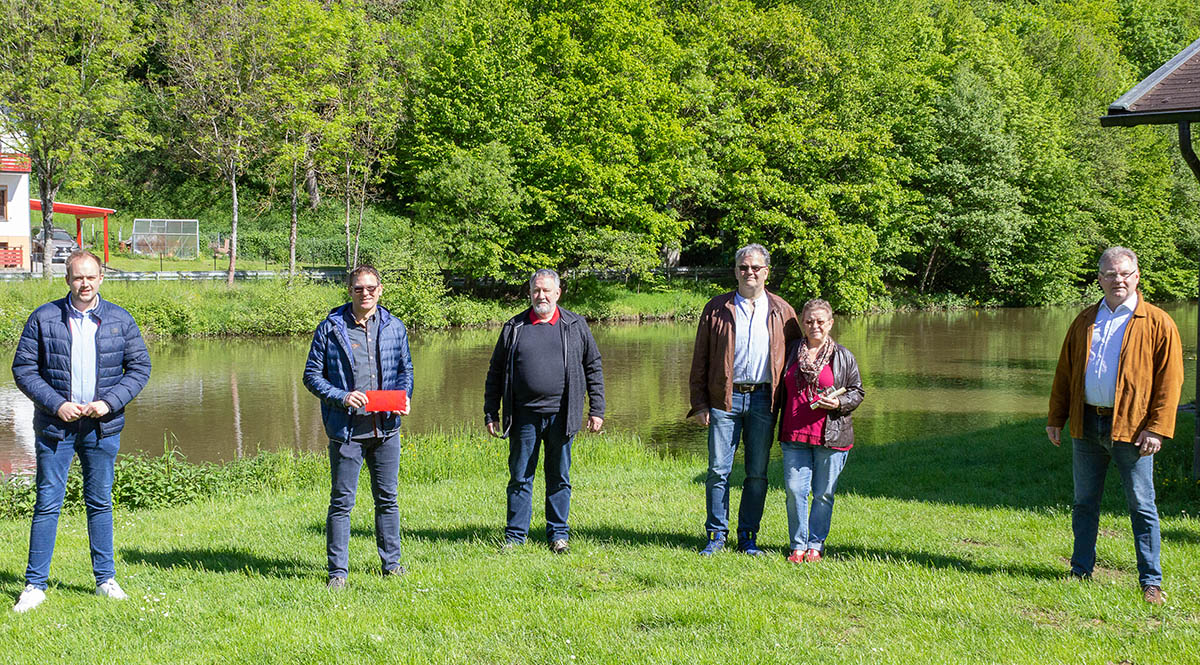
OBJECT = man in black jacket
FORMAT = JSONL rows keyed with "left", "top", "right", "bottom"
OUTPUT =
{"left": 484, "top": 269, "right": 605, "bottom": 553}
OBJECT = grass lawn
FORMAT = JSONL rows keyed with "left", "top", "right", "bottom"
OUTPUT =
{"left": 101, "top": 253, "right": 339, "bottom": 273}
{"left": 1, "top": 420, "right": 1197, "bottom": 664}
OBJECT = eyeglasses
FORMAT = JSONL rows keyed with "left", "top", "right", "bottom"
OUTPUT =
{"left": 737, "top": 264, "right": 768, "bottom": 274}
{"left": 351, "top": 284, "right": 380, "bottom": 294}
{"left": 1099, "top": 271, "right": 1137, "bottom": 281}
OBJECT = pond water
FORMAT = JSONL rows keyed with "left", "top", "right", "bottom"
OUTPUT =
{"left": 2, "top": 303, "right": 1196, "bottom": 473}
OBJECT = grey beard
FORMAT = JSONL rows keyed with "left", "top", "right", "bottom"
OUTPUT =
{"left": 533, "top": 301, "right": 553, "bottom": 315}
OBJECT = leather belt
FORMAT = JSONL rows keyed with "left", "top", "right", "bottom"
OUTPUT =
{"left": 733, "top": 383, "right": 766, "bottom": 393}
{"left": 1084, "top": 404, "right": 1113, "bottom": 416}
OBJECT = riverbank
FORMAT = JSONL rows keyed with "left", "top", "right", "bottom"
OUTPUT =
{"left": 1, "top": 423, "right": 1197, "bottom": 663}
{"left": 0, "top": 278, "right": 723, "bottom": 344}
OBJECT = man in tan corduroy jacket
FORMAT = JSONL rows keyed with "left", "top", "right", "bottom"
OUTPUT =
{"left": 1047, "top": 246, "right": 1183, "bottom": 605}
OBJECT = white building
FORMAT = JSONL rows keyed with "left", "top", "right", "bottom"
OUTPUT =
{"left": 0, "top": 146, "right": 31, "bottom": 272}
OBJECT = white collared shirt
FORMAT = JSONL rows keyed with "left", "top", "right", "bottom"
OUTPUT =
{"left": 68, "top": 298, "right": 101, "bottom": 405}
{"left": 1084, "top": 293, "right": 1139, "bottom": 407}
{"left": 733, "top": 291, "right": 770, "bottom": 384}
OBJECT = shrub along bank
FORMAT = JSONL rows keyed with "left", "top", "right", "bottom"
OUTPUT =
{"left": 0, "top": 277, "right": 724, "bottom": 345}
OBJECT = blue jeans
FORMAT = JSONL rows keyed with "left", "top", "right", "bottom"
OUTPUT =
{"left": 26, "top": 428, "right": 120, "bottom": 589}
{"left": 705, "top": 389, "right": 773, "bottom": 536}
{"left": 506, "top": 410, "right": 573, "bottom": 543}
{"left": 1071, "top": 410, "right": 1161, "bottom": 586}
{"left": 327, "top": 433, "right": 402, "bottom": 578}
{"left": 781, "top": 442, "right": 848, "bottom": 552}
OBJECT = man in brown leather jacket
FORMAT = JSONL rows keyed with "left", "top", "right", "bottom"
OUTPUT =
{"left": 1047, "top": 246, "right": 1183, "bottom": 604}
{"left": 688, "top": 243, "right": 800, "bottom": 555}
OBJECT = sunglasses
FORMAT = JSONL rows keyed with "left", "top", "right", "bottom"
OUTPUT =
{"left": 351, "top": 284, "right": 380, "bottom": 294}
{"left": 737, "top": 264, "right": 768, "bottom": 273}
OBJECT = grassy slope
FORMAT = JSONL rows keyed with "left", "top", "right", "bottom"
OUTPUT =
{"left": 1, "top": 419, "right": 1198, "bottom": 664}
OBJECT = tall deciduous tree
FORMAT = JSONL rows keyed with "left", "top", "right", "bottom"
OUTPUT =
{"left": 261, "top": 0, "right": 349, "bottom": 278}
{"left": 158, "top": 0, "right": 272, "bottom": 285}
{"left": 0, "top": 0, "right": 150, "bottom": 277}
{"left": 328, "top": 6, "right": 401, "bottom": 270}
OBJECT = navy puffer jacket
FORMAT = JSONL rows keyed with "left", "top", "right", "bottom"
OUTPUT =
{"left": 12, "top": 295, "right": 152, "bottom": 441}
{"left": 303, "top": 303, "right": 414, "bottom": 443}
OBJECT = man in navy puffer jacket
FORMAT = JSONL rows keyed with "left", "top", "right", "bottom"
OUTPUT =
{"left": 11, "top": 251, "right": 151, "bottom": 613}
{"left": 304, "top": 265, "right": 413, "bottom": 589}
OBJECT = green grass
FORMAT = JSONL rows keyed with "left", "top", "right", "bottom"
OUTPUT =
{"left": 101, "top": 253, "right": 340, "bottom": 273}
{"left": 2, "top": 420, "right": 1198, "bottom": 664}
{"left": 560, "top": 278, "right": 724, "bottom": 322}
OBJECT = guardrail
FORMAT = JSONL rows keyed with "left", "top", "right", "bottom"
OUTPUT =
{"left": 0, "top": 268, "right": 350, "bottom": 282}
{"left": 0, "top": 266, "right": 729, "bottom": 283}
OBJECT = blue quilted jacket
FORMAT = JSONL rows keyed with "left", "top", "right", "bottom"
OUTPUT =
{"left": 11, "top": 295, "right": 151, "bottom": 441}
{"left": 303, "top": 303, "right": 414, "bottom": 443}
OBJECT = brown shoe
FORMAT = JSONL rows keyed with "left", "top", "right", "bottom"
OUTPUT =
{"left": 1142, "top": 585, "right": 1163, "bottom": 605}
{"left": 550, "top": 539, "right": 570, "bottom": 554}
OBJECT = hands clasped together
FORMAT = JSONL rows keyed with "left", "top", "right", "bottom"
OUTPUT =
{"left": 55, "top": 400, "right": 110, "bottom": 422}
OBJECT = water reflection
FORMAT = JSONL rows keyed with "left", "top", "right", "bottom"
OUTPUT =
{"left": 1, "top": 302, "right": 1196, "bottom": 470}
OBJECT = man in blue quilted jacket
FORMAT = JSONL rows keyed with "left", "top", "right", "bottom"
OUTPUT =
{"left": 11, "top": 250, "right": 151, "bottom": 613}
{"left": 304, "top": 265, "right": 413, "bottom": 589}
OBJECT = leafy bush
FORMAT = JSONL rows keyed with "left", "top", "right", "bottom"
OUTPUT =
{"left": 0, "top": 445, "right": 328, "bottom": 520}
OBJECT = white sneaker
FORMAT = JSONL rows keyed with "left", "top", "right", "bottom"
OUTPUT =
{"left": 95, "top": 578, "right": 128, "bottom": 600}
{"left": 13, "top": 585, "right": 46, "bottom": 613}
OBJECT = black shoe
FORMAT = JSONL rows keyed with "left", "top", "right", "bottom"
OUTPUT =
{"left": 383, "top": 565, "right": 407, "bottom": 577}
{"left": 736, "top": 531, "right": 767, "bottom": 556}
{"left": 550, "top": 539, "right": 570, "bottom": 554}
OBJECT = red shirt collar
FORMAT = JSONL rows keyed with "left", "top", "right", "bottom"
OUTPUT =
{"left": 529, "top": 307, "right": 560, "bottom": 325}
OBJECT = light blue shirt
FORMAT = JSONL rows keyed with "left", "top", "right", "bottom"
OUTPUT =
{"left": 733, "top": 291, "right": 770, "bottom": 384}
{"left": 68, "top": 298, "right": 100, "bottom": 405}
{"left": 1084, "top": 293, "right": 1138, "bottom": 407}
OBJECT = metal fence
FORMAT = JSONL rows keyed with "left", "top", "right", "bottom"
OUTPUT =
{"left": 130, "top": 219, "right": 200, "bottom": 259}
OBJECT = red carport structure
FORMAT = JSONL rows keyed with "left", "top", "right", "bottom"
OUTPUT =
{"left": 29, "top": 199, "right": 118, "bottom": 265}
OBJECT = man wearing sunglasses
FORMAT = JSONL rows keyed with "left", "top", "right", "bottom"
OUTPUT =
{"left": 689, "top": 243, "right": 800, "bottom": 556}
{"left": 304, "top": 264, "right": 413, "bottom": 589}
{"left": 1047, "top": 246, "right": 1182, "bottom": 605}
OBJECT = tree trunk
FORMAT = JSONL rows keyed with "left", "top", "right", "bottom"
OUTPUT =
{"left": 305, "top": 162, "right": 320, "bottom": 210}
{"left": 352, "top": 167, "right": 368, "bottom": 267}
{"left": 289, "top": 159, "right": 299, "bottom": 282}
{"left": 919, "top": 246, "right": 937, "bottom": 294}
{"left": 36, "top": 172, "right": 60, "bottom": 279}
{"left": 227, "top": 161, "right": 240, "bottom": 287}
{"left": 344, "top": 159, "right": 353, "bottom": 270}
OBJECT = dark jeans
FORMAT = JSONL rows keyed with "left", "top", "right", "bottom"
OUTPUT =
{"left": 327, "top": 433, "right": 402, "bottom": 578}
{"left": 506, "top": 410, "right": 574, "bottom": 543}
{"left": 26, "top": 427, "right": 120, "bottom": 589}
{"left": 1071, "top": 409, "right": 1161, "bottom": 586}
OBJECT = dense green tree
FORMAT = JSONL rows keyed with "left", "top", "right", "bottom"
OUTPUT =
{"left": 0, "top": 0, "right": 150, "bottom": 277}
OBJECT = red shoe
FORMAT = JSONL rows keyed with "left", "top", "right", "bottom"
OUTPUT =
{"left": 803, "top": 548, "right": 822, "bottom": 562}
{"left": 787, "top": 549, "right": 805, "bottom": 564}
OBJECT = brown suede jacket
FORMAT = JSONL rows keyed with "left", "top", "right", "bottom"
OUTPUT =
{"left": 1047, "top": 293, "right": 1184, "bottom": 442}
{"left": 688, "top": 290, "right": 800, "bottom": 417}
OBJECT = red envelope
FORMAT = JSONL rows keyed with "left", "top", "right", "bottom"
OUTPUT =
{"left": 364, "top": 390, "right": 408, "bottom": 413}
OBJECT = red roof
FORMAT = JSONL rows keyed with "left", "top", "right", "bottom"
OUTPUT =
{"left": 30, "top": 199, "right": 116, "bottom": 218}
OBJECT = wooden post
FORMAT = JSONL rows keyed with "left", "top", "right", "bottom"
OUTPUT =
{"left": 1181, "top": 122, "right": 1200, "bottom": 481}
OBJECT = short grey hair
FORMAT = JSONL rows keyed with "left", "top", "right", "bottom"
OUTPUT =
{"left": 1098, "top": 246, "right": 1138, "bottom": 272}
{"left": 529, "top": 268, "right": 561, "bottom": 290}
{"left": 734, "top": 243, "right": 770, "bottom": 267}
{"left": 801, "top": 298, "right": 834, "bottom": 319}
